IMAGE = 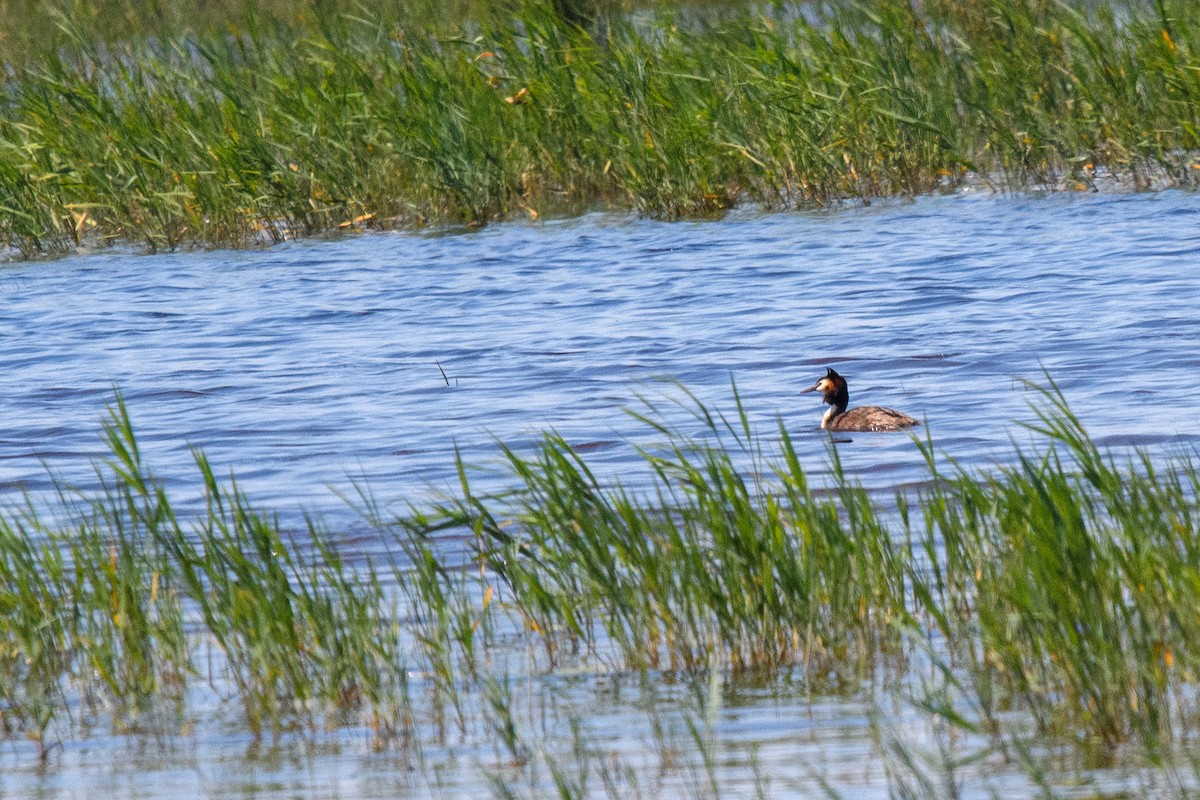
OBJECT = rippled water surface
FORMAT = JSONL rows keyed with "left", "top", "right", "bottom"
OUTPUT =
{"left": 7, "top": 191, "right": 1200, "bottom": 516}
{"left": 3, "top": 190, "right": 1200, "bottom": 796}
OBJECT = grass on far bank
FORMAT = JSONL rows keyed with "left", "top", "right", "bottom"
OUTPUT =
{"left": 2, "top": 0, "right": 1200, "bottom": 258}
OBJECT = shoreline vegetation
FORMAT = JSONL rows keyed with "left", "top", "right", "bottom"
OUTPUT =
{"left": 5, "top": 383, "right": 1200, "bottom": 796}
{"left": 2, "top": 0, "right": 1200, "bottom": 258}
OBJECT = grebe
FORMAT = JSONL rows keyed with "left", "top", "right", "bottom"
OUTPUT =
{"left": 801, "top": 368, "right": 920, "bottom": 432}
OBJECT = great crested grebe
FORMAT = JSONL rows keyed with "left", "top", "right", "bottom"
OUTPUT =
{"left": 801, "top": 368, "right": 920, "bottom": 432}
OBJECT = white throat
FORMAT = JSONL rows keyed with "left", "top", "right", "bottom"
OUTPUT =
{"left": 821, "top": 405, "right": 838, "bottom": 429}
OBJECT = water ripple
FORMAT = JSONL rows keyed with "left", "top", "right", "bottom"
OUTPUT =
{"left": 2, "top": 191, "right": 1199, "bottom": 523}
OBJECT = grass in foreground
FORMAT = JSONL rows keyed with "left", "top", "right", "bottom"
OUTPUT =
{"left": 3, "top": 0, "right": 1200, "bottom": 257}
{"left": 2, "top": 382, "right": 1200, "bottom": 788}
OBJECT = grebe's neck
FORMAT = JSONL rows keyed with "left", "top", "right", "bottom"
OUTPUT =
{"left": 821, "top": 387, "right": 849, "bottom": 429}
{"left": 821, "top": 405, "right": 838, "bottom": 429}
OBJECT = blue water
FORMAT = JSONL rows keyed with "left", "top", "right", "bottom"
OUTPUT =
{"left": 6, "top": 191, "right": 1200, "bottom": 524}
{"left": 2, "top": 190, "right": 1200, "bottom": 797}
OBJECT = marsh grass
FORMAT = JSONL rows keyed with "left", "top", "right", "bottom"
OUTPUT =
{"left": 414, "top": 378, "right": 1200, "bottom": 759}
{"left": 912, "top": 380, "right": 1200, "bottom": 751}
{"left": 413, "top": 384, "right": 913, "bottom": 682}
{"left": 3, "top": 0, "right": 1200, "bottom": 257}
{"left": 5, "top": 380, "right": 1200, "bottom": 788}
{"left": 0, "top": 395, "right": 410, "bottom": 752}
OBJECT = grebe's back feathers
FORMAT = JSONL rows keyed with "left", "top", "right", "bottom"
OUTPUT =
{"left": 827, "top": 405, "right": 919, "bottom": 432}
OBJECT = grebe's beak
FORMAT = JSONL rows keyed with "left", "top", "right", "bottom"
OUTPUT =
{"left": 800, "top": 381, "right": 821, "bottom": 394}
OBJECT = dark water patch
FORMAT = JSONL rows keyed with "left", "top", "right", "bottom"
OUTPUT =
{"left": 570, "top": 440, "right": 619, "bottom": 454}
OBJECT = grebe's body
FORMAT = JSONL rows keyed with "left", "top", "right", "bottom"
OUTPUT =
{"left": 802, "top": 368, "right": 919, "bottom": 432}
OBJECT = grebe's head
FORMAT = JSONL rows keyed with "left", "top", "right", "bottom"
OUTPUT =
{"left": 801, "top": 368, "right": 849, "bottom": 406}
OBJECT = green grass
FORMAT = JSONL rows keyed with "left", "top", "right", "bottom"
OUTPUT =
{"left": 3, "top": 0, "right": 1200, "bottom": 257}
{"left": 0, "top": 395, "right": 410, "bottom": 751}
{"left": 5, "top": 381, "right": 1200, "bottom": 786}
{"left": 414, "top": 379, "right": 1200, "bottom": 756}
{"left": 912, "top": 379, "right": 1200, "bottom": 751}
{"left": 408, "top": 385, "right": 912, "bottom": 680}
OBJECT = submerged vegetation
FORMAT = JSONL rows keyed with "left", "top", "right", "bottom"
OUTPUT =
{"left": 2, "top": 0, "right": 1200, "bottom": 256}
{"left": 4, "top": 383, "right": 1200, "bottom": 794}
